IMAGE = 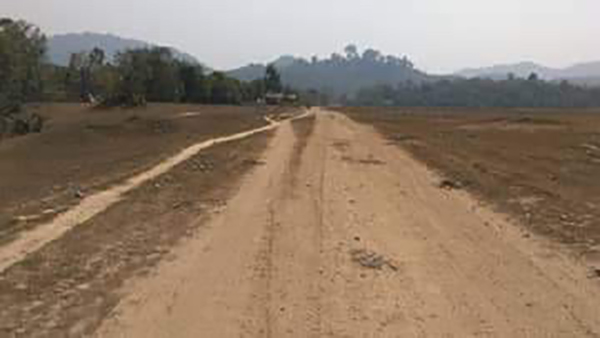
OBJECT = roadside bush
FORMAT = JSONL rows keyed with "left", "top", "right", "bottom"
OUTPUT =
{"left": 97, "top": 93, "right": 147, "bottom": 108}
{"left": 0, "top": 111, "right": 44, "bottom": 137}
{"left": 0, "top": 116, "right": 7, "bottom": 136}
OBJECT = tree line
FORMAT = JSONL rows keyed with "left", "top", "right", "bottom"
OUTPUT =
{"left": 48, "top": 46, "right": 282, "bottom": 107}
{"left": 4, "top": 17, "right": 600, "bottom": 117}
{"left": 0, "top": 18, "right": 46, "bottom": 134}
{"left": 351, "top": 76, "right": 600, "bottom": 108}
{"left": 0, "top": 18, "right": 46, "bottom": 112}
{"left": 1, "top": 18, "right": 285, "bottom": 115}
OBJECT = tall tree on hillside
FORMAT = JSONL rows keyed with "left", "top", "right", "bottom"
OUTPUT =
{"left": 528, "top": 72, "right": 539, "bottom": 81}
{"left": 362, "top": 49, "right": 382, "bottom": 62}
{"left": 0, "top": 18, "right": 46, "bottom": 113}
{"left": 344, "top": 44, "right": 359, "bottom": 60}
{"left": 265, "top": 64, "right": 282, "bottom": 93}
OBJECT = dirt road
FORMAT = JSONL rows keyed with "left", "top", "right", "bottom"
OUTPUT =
{"left": 95, "top": 109, "right": 600, "bottom": 337}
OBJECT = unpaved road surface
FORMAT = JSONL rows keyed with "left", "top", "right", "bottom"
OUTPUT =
{"left": 94, "top": 109, "right": 600, "bottom": 337}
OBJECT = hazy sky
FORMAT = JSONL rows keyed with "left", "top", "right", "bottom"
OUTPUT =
{"left": 3, "top": 0, "right": 599, "bottom": 73}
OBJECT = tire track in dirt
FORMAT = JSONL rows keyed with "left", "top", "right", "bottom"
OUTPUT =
{"left": 263, "top": 115, "right": 324, "bottom": 336}
{"left": 239, "top": 114, "right": 323, "bottom": 337}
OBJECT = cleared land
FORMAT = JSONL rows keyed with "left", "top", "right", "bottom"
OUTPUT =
{"left": 341, "top": 107, "right": 600, "bottom": 261}
{"left": 95, "top": 109, "right": 600, "bottom": 337}
{"left": 0, "top": 103, "right": 299, "bottom": 336}
{"left": 1, "top": 107, "right": 600, "bottom": 337}
{"left": 0, "top": 103, "right": 290, "bottom": 244}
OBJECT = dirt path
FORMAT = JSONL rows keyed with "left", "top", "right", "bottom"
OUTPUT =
{"left": 0, "top": 115, "right": 289, "bottom": 274}
{"left": 95, "top": 109, "right": 600, "bottom": 337}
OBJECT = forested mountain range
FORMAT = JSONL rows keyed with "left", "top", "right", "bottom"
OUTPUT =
{"left": 227, "top": 46, "right": 432, "bottom": 97}
{"left": 457, "top": 61, "right": 600, "bottom": 86}
{"left": 47, "top": 33, "right": 600, "bottom": 98}
{"left": 6, "top": 21, "right": 600, "bottom": 111}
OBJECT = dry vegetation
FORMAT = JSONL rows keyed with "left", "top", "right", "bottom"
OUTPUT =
{"left": 341, "top": 107, "right": 600, "bottom": 259}
{"left": 0, "top": 103, "right": 288, "bottom": 336}
{"left": 0, "top": 103, "right": 293, "bottom": 243}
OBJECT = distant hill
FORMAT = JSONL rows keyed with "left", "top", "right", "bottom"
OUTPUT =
{"left": 567, "top": 76, "right": 600, "bottom": 87}
{"left": 457, "top": 62, "right": 556, "bottom": 80}
{"left": 47, "top": 32, "right": 200, "bottom": 66}
{"left": 227, "top": 46, "right": 432, "bottom": 97}
{"left": 457, "top": 61, "right": 600, "bottom": 86}
{"left": 228, "top": 64, "right": 268, "bottom": 82}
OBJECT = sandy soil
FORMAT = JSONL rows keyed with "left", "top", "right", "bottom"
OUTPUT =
{"left": 340, "top": 107, "right": 600, "bottom": 262}
{"left": 90, "top": 109, "right": 600, "bottom": 337}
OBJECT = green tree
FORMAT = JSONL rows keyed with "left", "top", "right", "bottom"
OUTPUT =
{"left": 0, "top": 18, "right": 46, "bottom": 113}
{"left": 209, "top": 72, "right": 241, "bottom": 104}
{"left": 344, "top": 44, "right": 359, "bottom": 60}
{"left": 145, "top": 48, "right": 180, "bottom": 102}
{"left": 528, "top": 72, "right": 539, "bottom": 81}
{"left": 265, "top": 64, "right": 282, "bottom": 93}
{"left": 109, "top": 47, "right": 180, "bottom": 105}
{"left": 110, "top": 49, "right": 149, "bottom": 105}
{"left": 65, "top": 52, "right": 88, "bottom": 100}
{"left": 241, "top": 78, "right": 266, "bottom": 102}
{"left": 179, "top": 63, "right": 209, "bottom": 103}
{"left": 63, "top": 47, "right": 109, "bottom": 101}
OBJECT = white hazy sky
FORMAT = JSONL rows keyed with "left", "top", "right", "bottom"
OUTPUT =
{"left": 2, "top": 0, "right": 598, "bottom": 73}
